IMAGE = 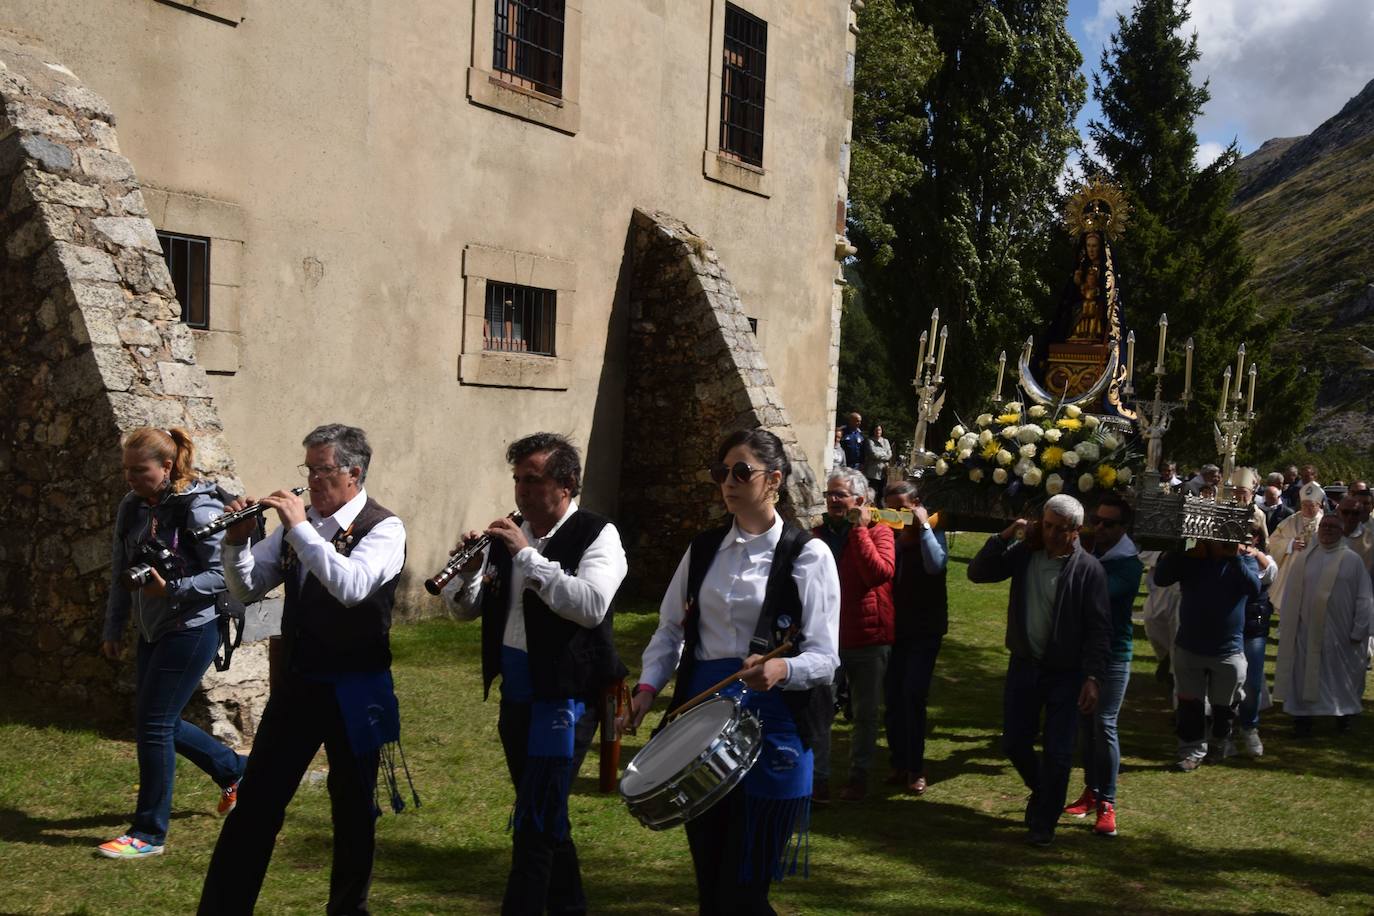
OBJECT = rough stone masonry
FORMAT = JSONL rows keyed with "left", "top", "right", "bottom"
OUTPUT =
{"left": 0, "top": 30, "right": 267, "bottom": 744}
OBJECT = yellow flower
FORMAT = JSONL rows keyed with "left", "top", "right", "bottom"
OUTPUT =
{"left": 980, "top": 440, "right": 1000, "bottom": 460}
{"left": 1096, "top": 464, "right": 1118, "bottom": 488}
{"left": 1055, "top": 418, "right": 1082, "bottom": 431}
{"left": 996, "top": 413, "right": 1021, "bottom": 424}
{"left": 944, "top": 439, "right": 955, "bottom": 453}
{"left": 1041, "top": 446, "right": 1065, "bottom": 469}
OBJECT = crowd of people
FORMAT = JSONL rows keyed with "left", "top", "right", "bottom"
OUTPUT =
{"left": 96, "top": 417, "right": 1371, "bottom": 913}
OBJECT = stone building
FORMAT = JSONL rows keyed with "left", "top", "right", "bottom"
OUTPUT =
{"left": 1, "top": 0, "right": 858, "bottom": 721}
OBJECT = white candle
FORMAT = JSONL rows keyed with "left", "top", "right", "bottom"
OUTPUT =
{"left": 1156, "top": 314, "right": 1168, "bottom": 368}
{"left": 1234, "top": 344, "right": 1246, "bottom": 399}
{"left": 935, "top": 326, "right": 949, "bottom": 378}
{"left": 1125, "top": 330, "right": 1136, "bottom": 389}
{"left": 1218, "top": 366, "right": 1231, "bottom": 415}
{"left": 1247, "top": 363, "right": 1257, "bottom": 414}
{"left": 916, "top": 331, "right": 929, "bottom": 374}
{"left": 928, "top": 309, "right": 940, "bottom": 360}
{"left": 1183, "top": 338, "right": 1194, "bottom": 399}
{"left": 994, "top": 350, "right": 1006, "bottom": 400}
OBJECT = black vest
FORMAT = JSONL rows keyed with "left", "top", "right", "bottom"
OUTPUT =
{"left": 892, "top": 531, "right": 949, "bottom": 641}
{"left": 480, "top": 509, "right": 627, "bottom": 701}
{"left": 666, "top": 521, "right": 816, "bottom": 747}
{"left": 281, "top": 498, "right": 402, "bottom": 675}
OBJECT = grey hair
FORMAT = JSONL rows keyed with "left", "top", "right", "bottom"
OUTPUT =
{"left": 1201, "top": 463, "right": 1221, "bottom": 474}
{"left": 302, "top": 423, "right": 372, "bottom": 484}
{"left": 1043, "top": 493, "right": 1084, "bottom": 528}
{"left": 827, "top": 467, "right": 871, "bottom": 503}
{"left": 884, "top": 479, "right": 919, "bottom": 502}
{"left": 1265, "top": 472, "right": 1285, "bottom": 488}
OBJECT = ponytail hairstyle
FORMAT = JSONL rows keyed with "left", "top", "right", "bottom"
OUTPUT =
{"left": 716, "top": 428, "right": 792, "bottom": 508}
{"left": 122, "top": 426, "right": 197, "bottom": 493}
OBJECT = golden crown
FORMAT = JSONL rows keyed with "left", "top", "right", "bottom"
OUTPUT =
{"left": 1064, "top": 178, "right": 1130, "bottom": 241}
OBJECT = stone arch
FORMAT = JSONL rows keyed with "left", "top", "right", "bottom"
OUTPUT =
{"left": 619, "top": 208, "right": 826, "bottom": 597}
{"left": 0, "top": 30, "right": 262, "bottom": 741}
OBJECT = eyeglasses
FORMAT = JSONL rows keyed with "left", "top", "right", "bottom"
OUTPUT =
{"left": 824, "top": 490, "right": 855, "bottom": 500}
{"left": 709, "top": 461, "right": 764, "bottom": 485}
{"left": 298, "top": 463, "right": 344, "bottom": 478}
{"left": 1091, "top": 516, "right": 1122, "bottom": 528}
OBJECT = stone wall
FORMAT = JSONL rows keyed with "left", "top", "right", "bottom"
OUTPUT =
{"left": 0, "top": 30, "right": 265, "bottom": 743}
{"left": 619, "top": 208, "right": 826, "bottom": 598}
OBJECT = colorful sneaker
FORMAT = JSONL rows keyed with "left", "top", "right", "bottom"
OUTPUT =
{"left": 1176, "top": 754, "right": 1203, "bottom": 772}
{"left": 216, "top": 779, "right": 240, "bottom": 816}
{"left": 1241, "top": 728, "right": 1264, "bottom": 757}
{"left": 96, "top": 835, "right": 164, "bottom": 859}
{"left": 1093, "top": 800, "right": 1118, "bottom": 837}
{"left": 1063, "top": 787, "right": 1096, "bottom": 817}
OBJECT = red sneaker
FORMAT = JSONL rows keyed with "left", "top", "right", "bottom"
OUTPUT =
{"left": 1094, "top": 800, "right": 1117, "bottom": 837}
{"left": 216, "top": 779, "right": 240, "bottom": 816}
{"left": 1063, "top": 787, "right": 1095, "bottom": 817}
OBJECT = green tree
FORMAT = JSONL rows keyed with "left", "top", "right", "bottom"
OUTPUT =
{"left": 1088, "top": 0, "right": 1316, "bottom": 465}
{"left": 844, "top": 0, "right": 1085, "bottom": 441}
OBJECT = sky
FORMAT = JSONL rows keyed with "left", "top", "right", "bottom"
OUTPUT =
{"left": 1066, "top": 0, "right": 1374, "bottom": 167}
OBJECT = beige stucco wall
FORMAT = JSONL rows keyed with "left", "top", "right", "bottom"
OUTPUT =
{"left": 4, "top": 0, "right": 853, "bottom": 607}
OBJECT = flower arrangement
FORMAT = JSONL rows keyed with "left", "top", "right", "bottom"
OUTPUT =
{"left": 924, "top": 400, "right": 1140, "bottom": 522}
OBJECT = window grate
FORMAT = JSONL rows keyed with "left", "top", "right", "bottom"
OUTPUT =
{"left": 484, "top": 281, "right": 557, "bottom": 356}
{"left": 156, "top": 231, "right": 211, "bottom": 329}
{"left": 720, "top": 4, "right": 767, "bottom": 167}
{"left": 493, "top": 0, "right": 566, "bottom": 97}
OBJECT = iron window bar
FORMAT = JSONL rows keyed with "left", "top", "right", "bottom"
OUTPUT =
{"left": 483, "top": 281, "right": 557, "bottom": 356}
{"left": 493, "top": 0, "right": 566, "bottom": 98}
{"left": 156, "top": 230, "right": 211, "bottom": 329}
{"left": 720, "top": 3, "right": 767, "bottom": 167}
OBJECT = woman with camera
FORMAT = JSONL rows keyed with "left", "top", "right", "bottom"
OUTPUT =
{"left": 98, "top": 427, "right": 246, "bottom": 859}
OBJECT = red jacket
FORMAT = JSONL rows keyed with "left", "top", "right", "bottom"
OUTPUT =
{"left": 812, "top": 521, "right": 896, "bottom": 649}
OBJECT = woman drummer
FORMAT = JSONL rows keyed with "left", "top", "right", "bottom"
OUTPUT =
{"left": 625, "top": 428, "right": 840, "bottom": 914}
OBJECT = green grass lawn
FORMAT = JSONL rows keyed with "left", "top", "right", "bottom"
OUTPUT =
{"left": 3, "top": 535, "right": 1373, "bottom": 914}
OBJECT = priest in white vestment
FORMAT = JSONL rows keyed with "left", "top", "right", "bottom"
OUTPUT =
{"left": 1269, "top": 482, "right": 1325, "bottom": 614}
{"left": 1273, "top": 513, "right": 1373, "bottom": 730}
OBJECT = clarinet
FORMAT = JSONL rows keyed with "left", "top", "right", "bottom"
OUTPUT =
{"left": 425, "top": 511, "right": 522, "bottom": 595}
{"left": 191, "top": 487, "right": 308, "bottom": 540}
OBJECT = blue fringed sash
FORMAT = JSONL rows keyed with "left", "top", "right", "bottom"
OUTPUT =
{"left": 687, "top": 658, "right": 813, "bottom": 882}
{"left": 501, "top": 647, "right": 584, "bottom": 841}
{"left": 325, "top": 670, "right": 421, "bottom": 814}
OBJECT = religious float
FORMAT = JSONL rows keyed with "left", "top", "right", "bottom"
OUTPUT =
{"left": 906, "top": 180, "right": 1257, "bottom": 548}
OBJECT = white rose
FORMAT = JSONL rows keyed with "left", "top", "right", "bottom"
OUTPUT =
{"left": 951, "top": 425, "right": 966, "bottom": 438}
{"left": 958, "top": 432, "right": 979, "bottom": 451}
{"left": 1101, "top": 433, "right": 1120, "bottom": 452}
{"left": 976, "top": 413, "right": 994, "bottom": 428}
{"left": 1064, "top": 404, "right": 1082, "bottom": 418}
{"left": 935, "top": 459, "right": 949, "bottom": 476}
{"left": 1078, "top": 472, "right": 1096, "bottom": 493}
{"left": 1046, "top": 473, "right": 1064, "bottom": 495}
{"left": 1074, "top": 442, "right": 1100, "bottom": 462}
{"left": 1061, "top": 450, "right": 1081, "bottom": 468}
{"left": 1019, "top": 443, "right": 1037, "bottom": 459}
{"left": 1028, "top": 405, "right": 1048, "bottom": 418}
{"left": 1023, "top": 467, "right": 1043, "bottom": 487}
{"left": 979, "top": 429, "right": 994, "bottom": 446}
{"left": 996, "top": 449, "right": 1014, "bottom": 467}
{"left": 1117, "top": 467, "right": 1133, "bottom": 485}
{"left": 969, "top": 469, "right": 984, "bottom": 483}
{"left": 993, "top": 468, "right": 1008, "bottom": 484}
{"left": 958, "top": 448, "right": 973, "bottom": 462}
{"left": 1014, "top": 457, "right": 1035, "bottom": 477}
{"left": 1000, "top": 425, "right": 1020, "bottom": 440}
{"left": 1004, "top": 402, "right": 1024, "bottom": 414}
{"left": 1084, "top": 415, "right": 1100, "bottom": 430}
{"left": 1044, "top": 428, "right": 1063, "bottom": 443}
{"left": 1016, "top": 424, "right": 1043, "bottom": 443}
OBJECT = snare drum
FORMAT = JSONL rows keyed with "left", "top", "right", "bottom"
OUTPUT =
{"left": 620, "top": 695, "right": 763, "bottom": 830}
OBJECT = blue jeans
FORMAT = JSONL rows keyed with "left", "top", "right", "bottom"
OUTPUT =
{"left": 884, "top": 635, "right": 943, "bottom": 774}
{"left": 1239, "top": 634, "right": 1267, "bottom": 730}
{"left": 1002, "top": 656, "right": 1082, "bottom": 836}
{"left": 1078, "top": 656, "right": 1130, "bottom": 803}
{"left": 131, "top": 620, "right": 246, "bottom": 845}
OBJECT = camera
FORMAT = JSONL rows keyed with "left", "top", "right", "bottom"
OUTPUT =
{"left": 120, "top": 538, "right": 182, "bottom": 590}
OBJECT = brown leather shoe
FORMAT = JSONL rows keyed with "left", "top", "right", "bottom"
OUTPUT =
{"left": 907, "top": 774, "right": 927, "bottom": 795}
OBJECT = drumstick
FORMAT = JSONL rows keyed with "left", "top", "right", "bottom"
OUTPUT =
{"left": 665, "top": 641, "right": 795, "bottom": 723}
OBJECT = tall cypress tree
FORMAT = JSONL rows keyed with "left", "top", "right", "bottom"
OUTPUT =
{"left": 845, "top": 0, "right": 1085, "bottom": 439}
{"left": 1088, "top": 0, "right": 1315, "bottom": 464}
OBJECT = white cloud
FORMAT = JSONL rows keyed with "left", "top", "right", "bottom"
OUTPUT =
{"left": 1195, "top": 140, "right": 1227, "bottom": 168}
{"left": 1081, "top": 0, "right": 1374, "bottom": 152}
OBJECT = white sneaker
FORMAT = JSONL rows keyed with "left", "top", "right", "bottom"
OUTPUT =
{"left": 1241, "top": 728, "right": 1264, "bottom": 757}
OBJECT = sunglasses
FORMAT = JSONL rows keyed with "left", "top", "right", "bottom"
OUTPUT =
{"left": 709, "top": 461, "right": 765, "bottom": 485}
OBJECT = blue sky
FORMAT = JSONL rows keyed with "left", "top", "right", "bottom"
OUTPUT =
{"left": 1065, "top": 0, "right": 1374, "bottom": 165}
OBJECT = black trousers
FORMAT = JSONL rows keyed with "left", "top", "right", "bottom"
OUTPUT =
{"left": 684, "top": 786, "right": 777, "bottom": 916}
{"left": 199, "top": 675, "right": 380, "bottom": 916}
{"left": 497, "top": 699, "right": 599, "bottom": 916}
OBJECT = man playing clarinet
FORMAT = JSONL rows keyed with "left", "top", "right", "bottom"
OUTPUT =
{"left": 441, "top": 432, "right": 627, "bottom": 916}
{"left": 199, "top": 423, "right": 409, "bottom": 915}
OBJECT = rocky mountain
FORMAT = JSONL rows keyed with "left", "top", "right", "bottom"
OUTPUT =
{"left": 1232, "top": 77, "right": 1374, "bottom": 455}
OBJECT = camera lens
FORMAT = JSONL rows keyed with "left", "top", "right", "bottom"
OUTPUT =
{"left": 121, "top": 564, "right": 155, "bottom": 590}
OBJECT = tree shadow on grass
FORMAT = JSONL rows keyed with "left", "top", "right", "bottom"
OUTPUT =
{"left": 0, "top": 807, "right": 196, "bottom": 847}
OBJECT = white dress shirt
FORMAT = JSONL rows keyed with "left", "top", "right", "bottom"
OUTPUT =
{"left": 639, "top": 513, "right": 841, "bottom": 692}
{"left": 441, "top": 500, "right": 628, "bottom": 652}
{"left": 223, "top": 488, "right": 407, "bottom": 606}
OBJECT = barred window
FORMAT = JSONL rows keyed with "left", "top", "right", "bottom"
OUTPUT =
{"left": 157, "top": 231, "right": 210, "bottom": 329}
{"left": 493, "top": 0, "right": 566, "bottom": 98}
{"left": 720, "top": 4, "right": 767, "bottom": 167}
{"left": 484, "top": 281, "right": 556, "bottom": 356}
